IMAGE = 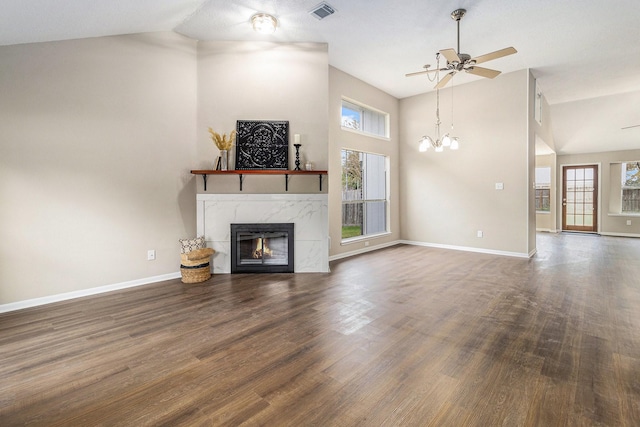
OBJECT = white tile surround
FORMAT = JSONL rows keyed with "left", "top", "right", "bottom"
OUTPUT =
{"left": 196, "top": 194, "right": 329, "bottom": 273}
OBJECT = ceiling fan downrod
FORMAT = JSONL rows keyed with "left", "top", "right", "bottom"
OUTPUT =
{"left": 451, "top": 8, "right": 466, "bottom": 54}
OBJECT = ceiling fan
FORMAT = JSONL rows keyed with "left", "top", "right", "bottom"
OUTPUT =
{"left": 406, "top": 9, "right": 517, "bottom": 89}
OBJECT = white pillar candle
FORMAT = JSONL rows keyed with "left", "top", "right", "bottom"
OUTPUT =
{"left": 294, "top": 134, "right": 301, "bottom": 144}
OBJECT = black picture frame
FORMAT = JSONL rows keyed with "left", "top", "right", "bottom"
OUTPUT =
{"left": 235, "top": 120, "right": 289, "bottom": 170}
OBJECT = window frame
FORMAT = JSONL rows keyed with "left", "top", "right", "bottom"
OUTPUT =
{"left": 340, "top": 149, "right": 390, "bottom": 243}
{"left": 341, "top": 98, "right": 390, "bottom": 139}
{"left": 622, "top": 162, "right": 640, "bottom": 214}
{"left": 535, "top": 166, "right": 551, "bottom": 213}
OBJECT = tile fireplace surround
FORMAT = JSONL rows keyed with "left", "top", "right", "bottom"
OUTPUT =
{"left": 196, "top": 194, "right": 329, "bottom": 274}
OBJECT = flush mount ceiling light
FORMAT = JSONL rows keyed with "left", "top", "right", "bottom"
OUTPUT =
{"left": 251, "top": 13, "right": 278, "bottom": 34}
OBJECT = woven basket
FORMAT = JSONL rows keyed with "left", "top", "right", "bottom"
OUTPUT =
{"left": 180, "top": 248, "right": 215, "bottom": 284}
{"left": 180, "top": 262, "right": 211, "bottom": 283}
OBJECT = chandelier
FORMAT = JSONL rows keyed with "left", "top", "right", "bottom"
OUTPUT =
{"left": 418, "top": 53, "right": 460, "bottom": 152}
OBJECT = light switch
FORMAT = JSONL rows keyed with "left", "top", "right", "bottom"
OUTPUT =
{"left": 495, "top": 183, "right": 504, "bottom": 190}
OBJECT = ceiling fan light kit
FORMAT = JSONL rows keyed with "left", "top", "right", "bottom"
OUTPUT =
{"left": 411, "top": 9, "right": 518, "bottom": 153}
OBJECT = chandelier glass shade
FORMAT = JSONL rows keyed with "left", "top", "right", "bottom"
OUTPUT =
{"left": 419, "top": 54, "right": 460, "bottom": 152}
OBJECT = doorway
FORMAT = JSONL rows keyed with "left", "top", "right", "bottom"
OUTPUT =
{"left": 562, "top": 165, "right": 598, "bottom": 232}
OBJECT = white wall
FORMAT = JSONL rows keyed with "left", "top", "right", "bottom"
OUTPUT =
{"left": 0, "top": 33, "right": 198, "bottom": 305}
{"left": 399, "top": 70, "right": 533, "bottom": 256}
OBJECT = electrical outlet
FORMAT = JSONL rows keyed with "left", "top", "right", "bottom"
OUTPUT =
{"left": 147, "top": 249, "right": 156, "bottom": 260}
{"left": 364, "top": 241, "right": 369, "bottom": 247}
{"left": 627, "top": 220, "right": 632, "bottom": 226}
{"left": 477, "top": 230, "right": 483, "bottom": 238}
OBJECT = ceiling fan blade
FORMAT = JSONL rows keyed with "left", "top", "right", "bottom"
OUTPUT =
{"left": 466, "top": 66, "right": 501, "bottom": 79}
{"left": 434, "top": 72, "right": 454, "bottom": 89}
{"left": 439, "top": 48, "right": 461, "bottom": 63}
{"left": 405, "top": 69, "right": 438, "bottom": 77}
{"left": 471, "top": 47, "right": 517, "bottom": 64}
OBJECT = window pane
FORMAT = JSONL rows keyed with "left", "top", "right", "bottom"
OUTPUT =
{"left": 341, "top": 104, "right": 361, "bottom": 130}
{"left": 622, "top": 188, "right": 640, "bottom": 212}
{"left": 341, "top": 99, "right": 388, "bottom": 138}
{"left": 535, "top": 167, "right": 551, "bottom": 185}
{"left": 584, "top": 215, "right": 593, "bottom": 226}
{"left": 342, "top": 202, "right": 363, "bottom": 238}
{"left": 625, "top": 162, "right": 640, "bottom": 187}
{"left": 365, "top": 201, "right": 386, "bottom": 235}
{"left": 342, "top": 149, "right": 388, "bottom": 240}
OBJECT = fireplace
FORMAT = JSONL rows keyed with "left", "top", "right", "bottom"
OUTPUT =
{"left": 231, "top": 223, "right": 294, "bottom": 273}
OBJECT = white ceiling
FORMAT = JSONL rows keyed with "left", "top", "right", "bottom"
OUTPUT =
{"left": 2, "top": 0, "right": 640, "bottom": 155}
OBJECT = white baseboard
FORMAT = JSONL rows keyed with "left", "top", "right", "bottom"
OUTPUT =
{"left": 536, "top": 228, "right": 553, "bottom": 232}
{"left": 0, "top": 272, "right": 181, "bottom": 314}
{"left": 329, "top": 240, "right": 402, "bottom": 262}
{"left": 400, "top": 240, "right": 531, "bottom": 259}
{"left": 599, "top": 232, "right": 640, "bottom": 238}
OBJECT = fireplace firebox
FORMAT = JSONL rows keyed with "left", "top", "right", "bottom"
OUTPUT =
{"left": 230, "top": 223, "right": 294, "bottom": 273}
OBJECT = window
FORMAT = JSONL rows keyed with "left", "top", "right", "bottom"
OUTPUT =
{"left": 341, "top": 149, "right": 388, "bottom": 240}
{"left": 535, "top": 167, "right": 551, "bottom": 212}
{"left": 622, "top": 162, "right": 640, "bottom": 213}
{"left": 534, "top": 80, "right": 543, "bottom": 125}
{"left": 341, "top": 99, "right": 389, "bottom": 138}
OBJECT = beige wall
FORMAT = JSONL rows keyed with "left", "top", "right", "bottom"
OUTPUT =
{"left": 328, "top": 67, "right": 400, "bottom": 257}
{"left": 557, "top": 149, "right": 640, "bottom": 236}
{"left": 399, "top": 70, "right": 533, "bottom": 256}
{"left": 195, "top": 42, "right": 329, "bottom": 194}
{"left": 0, "top": 33, "right": 198, "bottom": 305}
{"left": 6, "top": 31, "right": 631, "bottom": 306}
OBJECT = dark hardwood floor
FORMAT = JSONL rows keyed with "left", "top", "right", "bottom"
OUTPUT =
{"left": 1, "top": 233, "right": 639, "bottom": 426}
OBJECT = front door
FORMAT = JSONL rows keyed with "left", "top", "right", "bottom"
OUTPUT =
{"left": 562, "top": 165, "right": 598, "bottom": 232}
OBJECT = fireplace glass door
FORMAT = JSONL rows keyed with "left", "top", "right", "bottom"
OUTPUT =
{"left": 237, "top": 232, "right": 289, "bottom": 266}
{"left": 230, "top": 223, "right": 294, "bottom": 273}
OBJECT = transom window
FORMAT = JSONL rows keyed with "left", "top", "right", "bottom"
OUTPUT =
{"left": 341, "top": 149, "right": 388, "bottom": 240}
{"left": 341, "top": 99, "right": 389, "bottom": 138}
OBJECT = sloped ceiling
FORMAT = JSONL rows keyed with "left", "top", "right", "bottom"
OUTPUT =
{"left": 1, "top": 0, "right": 639, "bottom": 155}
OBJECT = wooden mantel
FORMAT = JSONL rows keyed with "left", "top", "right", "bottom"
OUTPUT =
{"left": 190, "top": 169, "right": 328, "bottom": 191}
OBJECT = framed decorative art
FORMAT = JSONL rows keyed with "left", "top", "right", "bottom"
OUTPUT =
{"left": 235, "top": 120, "right": 289, "bottom": 170}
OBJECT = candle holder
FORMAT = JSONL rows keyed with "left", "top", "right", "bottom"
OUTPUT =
{"left": 294, "top": 144, "right": 302, "bottom": 170}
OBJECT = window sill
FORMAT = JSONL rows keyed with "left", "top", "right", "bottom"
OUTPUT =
{"left": 536, "top": 211, "right": 551, "bottom": 214}
{"left": 340, "top": 126, "right": 390, "bottom": 141}
{"left": 341, "top": 231, "right": 391, "bottom": 246}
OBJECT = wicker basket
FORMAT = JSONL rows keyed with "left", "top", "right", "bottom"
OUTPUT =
{"left": 180, "top": 248, "right": 215, "bottom": 284}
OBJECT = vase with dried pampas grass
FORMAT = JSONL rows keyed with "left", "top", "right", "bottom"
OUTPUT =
{"left": 208, "top": 127, "right": 236, "bottom": 170}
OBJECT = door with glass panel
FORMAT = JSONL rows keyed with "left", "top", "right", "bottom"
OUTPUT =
{"left": 562, "top": 165, "right": 598, "bottom": 232}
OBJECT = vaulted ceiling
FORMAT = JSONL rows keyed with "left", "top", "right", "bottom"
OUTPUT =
{"left": 2, "top": 0, "right": 639, "bottom": 155}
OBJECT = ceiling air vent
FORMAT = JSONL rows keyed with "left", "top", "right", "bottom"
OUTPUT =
{"left": 309, "top": 2, "right": 336, "bottom": 20}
